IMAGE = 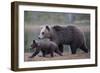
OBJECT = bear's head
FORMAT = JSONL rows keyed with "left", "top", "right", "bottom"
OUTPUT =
{"left": 38, "top": 25, "right": 52, "bottom": 39}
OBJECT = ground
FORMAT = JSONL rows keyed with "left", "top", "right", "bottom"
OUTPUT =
{"left": 24, "top": 51, "right": 90, "bottom": 61}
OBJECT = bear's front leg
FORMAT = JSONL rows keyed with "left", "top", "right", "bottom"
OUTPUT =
{"left": 58, "top": 44, "right": 63, "bottom": 53}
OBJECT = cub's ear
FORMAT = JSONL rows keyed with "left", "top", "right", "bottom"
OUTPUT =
{"left": 46, "top": 26, "right": 50, "bottom": 31}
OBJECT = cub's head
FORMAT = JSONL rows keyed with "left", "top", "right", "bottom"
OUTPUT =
{"left": 31, "top": 40, "right": 37, "bottom": 49}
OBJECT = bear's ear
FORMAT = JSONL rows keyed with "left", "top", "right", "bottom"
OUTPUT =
{"left": 46, "top": 26, "right": 50, "bottom": 31}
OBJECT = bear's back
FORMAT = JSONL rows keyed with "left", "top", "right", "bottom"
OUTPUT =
{"left": 52, "top": 25, "right": 85, "bottom": 45}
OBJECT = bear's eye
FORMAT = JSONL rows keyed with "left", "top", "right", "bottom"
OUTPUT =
{"left": 42, "top": 32, "right": 44, "bottom": 35}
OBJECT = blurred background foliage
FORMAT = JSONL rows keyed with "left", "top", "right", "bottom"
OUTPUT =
{"left": 24, "top": 11, "right": 90, "bottom": 25}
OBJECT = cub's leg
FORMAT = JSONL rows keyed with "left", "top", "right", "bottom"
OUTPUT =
{"left": 49, "top": 49, "right": 54, "bottom": 57}
{"left": 29, "top": 49, "right": 40, "bottom": 58}
{"left": 55, "top": 49, "right": 63, "bottom": 56}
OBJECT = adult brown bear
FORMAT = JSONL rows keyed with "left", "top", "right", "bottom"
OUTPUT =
{"left": 38, "top": 25, "right": 88, "bottom": 54}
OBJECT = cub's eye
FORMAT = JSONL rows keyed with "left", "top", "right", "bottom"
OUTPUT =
{"left": 42, "top": 32, "right": 44, "bottom": 35}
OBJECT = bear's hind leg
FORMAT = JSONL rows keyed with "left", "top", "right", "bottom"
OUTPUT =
{"left": 70, "top": 45, "right": 77, "bottom": 54}
{"left": 80, "top": 44, "right": 88, "bottom": 53}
